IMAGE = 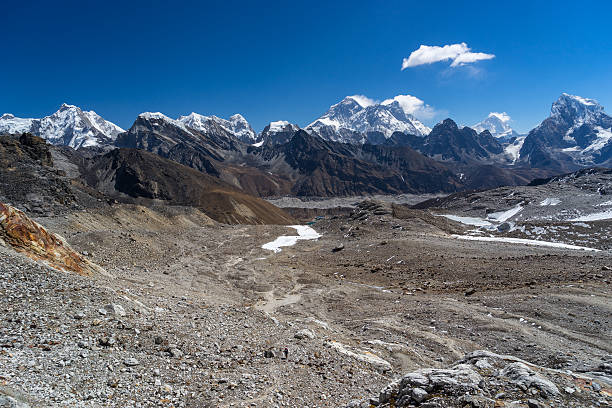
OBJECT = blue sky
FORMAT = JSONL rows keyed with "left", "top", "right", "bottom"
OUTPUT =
{"left": 1, "top": 0, "right": 611, "bottom": 133}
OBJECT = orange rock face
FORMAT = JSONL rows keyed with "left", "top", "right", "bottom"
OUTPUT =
{"left": 0, "top": 202, "right": 100, "bottom": 276}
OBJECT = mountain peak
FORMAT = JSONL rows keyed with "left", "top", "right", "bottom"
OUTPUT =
{"left": 307, "top": 95, "right": 431, "bottom": 141}
{"left": 59, "top": 103, "right": 78, "bottom": 111}
{"left": 551, "top": 93, "right": 604, "bottom": 121}
{"left": 0, "top": 105, "right": 123, "bottom": 149}
{"left": 176, "top": 112, "right": 256, "bottom": 142}
{"left": 437, "top": 118, "right": 459, "bottom": 129}
{"left": 344, "top": 95, "right": 376, "bottom": 108}
{"left": 473, "top": 112, "right": 519, "bottom": 139}
{"left": 487, "top": 112, "right": 511, "bottom": 122}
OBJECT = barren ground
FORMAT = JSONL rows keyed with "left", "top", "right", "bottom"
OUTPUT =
{"left": 1, "top": 202, "right": 610, "bottom": 407}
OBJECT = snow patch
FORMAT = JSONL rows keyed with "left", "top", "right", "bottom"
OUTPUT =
{"left": 569, "top": 210, "right": 612, "bottom": 222}
{"left": 539, "top": 198, "right": 561, "bottom": 206}
{"left": 487, "top": 205, "right": 523, "bottom": 222}
{"left": 439, "top": 215, "right": 493, "bottom": 227}
{"left": 584, "top": 126, "right": 612, "bottom": 153}
{"left": 261, "top": 226, "right": 321, "bottom": 253}
{"left": 452, "top": 235, "right": 599, "bottom": 252}
{"left": 327, "top": 341, "right": 392, "bottom": 372}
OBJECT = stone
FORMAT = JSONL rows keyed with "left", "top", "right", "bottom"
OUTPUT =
{"left": 401, "top": 373, "right": 430, "bottom": 388}
{"left": 332, "top": 243, "right": 345, "bottom": 252}
{"left": 0, "top": 394, "right": 30, "bottom": 408}
{"left": 169, "top": 348, "right": 183, "bottom": 359}
{"left": 123, "top": 358, "right": 139, "bottom": 366}
{"left": 411, "top": 387, "right": 428, "bottom": 403}
{"left": 105, "top": 304, "right": 126, "bottom": 317}
{"left": 465, "top": 288, "right": 476, "bottom": 296}
{"left": 500, "top": 362, "right": 559, "bottom": 397}
{"left": 264, "top": 349, "right": 276, "bottom": 358}
{"left": 378, "top": 380, "right": 399, "bottom": 404}
{"left": 527, "top": 399, "right": 544, "bottom": 408}
{"left": 294, "top": 329, "right": 315, "bottom": 340}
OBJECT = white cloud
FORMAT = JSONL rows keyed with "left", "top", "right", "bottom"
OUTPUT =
{"left": 402, "top": 42, "right": 495, "bottom": 70}
{"left": 382, "top": 94, "right": 436, "bottom": 120}
{"left": 348, "top": 94, "right": 377, "bottom": 108}
{"left": 488, "top": 112, "right": 511, "bottom": 122}
{"left": 450, "top": 51, "right": 495, "bottom": 67}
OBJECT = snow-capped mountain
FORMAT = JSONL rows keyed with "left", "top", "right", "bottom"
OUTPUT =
{"left": 306, "top": 96, "right": 431, "bottom": 144}
{"left": 472, "top": 112, "right": 525, "bottom": 164}
{"left": 178, "top": 112, "right": 256, "bottom": 143}
{"left": 0, "top": 104, "right": 124, "bottom": 149}
{"left": 519, "top": 93, "right": 612, "bottom": 169}
{"left": 472, "top": 112, "right": 521, "bottom": 140}
{"left": 256, "top": 121, "right": 300, "bottom": 146}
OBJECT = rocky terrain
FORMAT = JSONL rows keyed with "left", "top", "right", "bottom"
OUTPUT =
{"left": 0, "top": 190, "right": 610, "bottom": 406}
{"left": 415, "top": 167, "right": 612, "bottom": 250}
{"left": 0, "top": 132, "right": 611, "bottom": 407}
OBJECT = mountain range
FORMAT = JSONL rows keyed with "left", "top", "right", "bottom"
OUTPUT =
{"left": 1, "top": 93, "right": 611, "bottom": 197}
{"left": 0, "top": 104, "right": 124, "bottom": 149}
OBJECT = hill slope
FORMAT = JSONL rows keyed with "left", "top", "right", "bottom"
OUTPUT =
{"left": 83, "top": 148, "right": 294, "bottom": 224}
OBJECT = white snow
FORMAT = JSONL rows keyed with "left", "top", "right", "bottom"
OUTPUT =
{"left": 0, "top": 114, "right": 35, "bottom": 134}
{"left": 268, "top": 120, "right": 291, "bottom": 133}
{"left": 563, "top": 93, "right": 597, "bottom": 106}
{"left": 251, "top": 140, "right": 264, "bottom": 147}
{"left": 452, "top": 235, "right": 599, "bottom": 252}
{"left": 487, "top": 205, "right": 523, "bottom": 222}
{"left": 473, "top": 112, "right": 518, "bottom": 139}
{"left": 569, "top": 210, "right": 612, "bottom": 222}
{"left": 539, "top": 198, "right": 561, "bottom": 206}
{"left": 1, "top": 105, "right": 123, "bottom": 149}
{"left": 439, "top": 215, "right": 493, "bottom": 227}
{"left": 584, "top": 126, "right": 612, "bottom": 153}
{"left": 178, "top": 112, "right": 256, "bottom": 141}
{"left": 327, "top": 341, "right": 392, "bottom": 372}
{"left": 504, "top": 136, "right": 525, "bottom": 164}
{"left": 596, "top": 200, "right": 612, "bottom": 207}
{"left": 306, "top": 95, "right": 431, "bottom": 139}
{"left": 261, "top": 225, "right": 321, "bottom": 253}
{"left": 139, "top": 112, "right": 192, "bottom": 133}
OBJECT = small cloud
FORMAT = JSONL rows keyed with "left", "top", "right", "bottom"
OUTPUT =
{"left": 382, "top": 94, "right": 437, "bottom": 120}
{"left": 347, "top": 94, "right": 377, "bottom": 108}
{"left": 402, "top": 42, "right": 495, "bottom": 70}
{"left": 488, "top": 112, "right": 511, "bottom": 122}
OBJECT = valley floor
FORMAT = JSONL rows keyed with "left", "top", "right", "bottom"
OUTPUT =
{"left": 1, "top": 203, "right": 610, "bottom": 407}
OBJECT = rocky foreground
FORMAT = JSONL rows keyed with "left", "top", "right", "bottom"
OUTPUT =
{"left": 0, "top": 199, "right": 611, "bottom": 407}
{"left": 349, "top": 350, "right": 611, "bottom": 407}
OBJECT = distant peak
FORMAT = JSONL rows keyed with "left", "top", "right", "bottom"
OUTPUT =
{"left": 345, "top": 95, "right": 376, "bottom": 108}
{"left": 551, "top": 93, "right": 604, "bottom": 119}
{"left": 60, "top": 103, "right": 78, "bottom": 110}
{"left": 440, "top": 118, "right": 458, "bottom": 127}
{"left": 558, "top": 93, "right": 598, "bottom": 106}
{"left": 487, "top": 112, "right": 511, "bottom": 122}
{"left": 1, "top": 113, "right": 15, "bottom": 119}
{"left": 138, "top": 112, "right": 171, "bottom": 120}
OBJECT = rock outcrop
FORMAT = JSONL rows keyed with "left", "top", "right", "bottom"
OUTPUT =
{"left": 350, "top": 350, "right": 611, "bottom": 407}
{"left": 0, "top": 203, "right": 102, "bottom": 275}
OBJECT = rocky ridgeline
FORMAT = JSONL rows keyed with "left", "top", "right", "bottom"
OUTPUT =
{"left": 0, "top": 202, "right": 102, "bottom": 275}
{"left": 348, "top": 350, "right": 611, "bottom": 407}
{"left": 349, "top": 201, "right": 391, "bottom": 221}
